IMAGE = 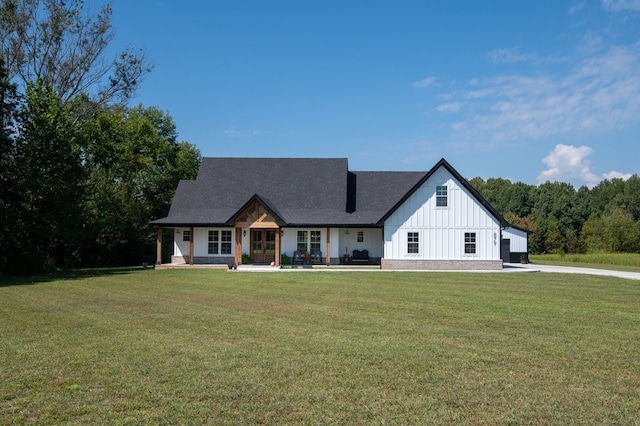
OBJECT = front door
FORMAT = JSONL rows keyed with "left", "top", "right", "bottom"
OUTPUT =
{"left": 251, "top": 229, "right": 276, "bottom": 264}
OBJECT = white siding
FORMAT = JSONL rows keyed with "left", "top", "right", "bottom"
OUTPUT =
{"left": 503, "top": 227, "right": 528, "bottom": 253}
{"left": 383, "top": 166, "right": 501, "bottom": 261}
{"left": 174, "top": 227, "right": 236, "bottom": 258}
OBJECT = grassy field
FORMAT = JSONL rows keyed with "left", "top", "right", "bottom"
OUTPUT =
{"left": 1, "top": 269, "right": 639, "bottom": 424}
{"left": 530, "top": 252, "right": 640, "bottom": 272}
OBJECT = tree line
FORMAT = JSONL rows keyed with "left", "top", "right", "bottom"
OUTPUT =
{"left": 0, "top": 0, "right": 200, "bottom": 275}
{"left": 470, "top": 175, "right": 640, "bottom": 255}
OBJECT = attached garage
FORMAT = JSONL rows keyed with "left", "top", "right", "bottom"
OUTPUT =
{"left": 502, "top": 226, "right": 529, "bottom": 263}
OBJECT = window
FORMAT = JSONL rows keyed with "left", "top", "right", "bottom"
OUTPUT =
{"left": 407, "top": 232, "right": 419, "bottom": 254}
{"left": 208, "top": 230, "right": 232, "bottom": 255}
{"left": 297, "top": 230, "right": 322, "bottom": 252}
{"left": 436, "top": 185, "right": 448, "bottom": 207}
{"left": 208, "top": 231, "right": 218, "bottom": 254}
{"left": 357, "top": 231, "right": 364, "bottom": 243}
{"left": 182, "top": 229, "right": 190, "bottom": 242}
{"left": 465, "top": 232, "right": 476, "bottom": 254}
{"left": 310, "top": 230, "right": 321, "bottom": 253}
{"left": 297, "top": 231, "right": 308, "bottom": 252}
{"left": 221, "top": 230, "right": 232, "bottom": 254}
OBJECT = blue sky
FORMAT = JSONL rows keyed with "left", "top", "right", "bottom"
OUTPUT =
{"left": 109, "top": 0, "right": 640, "bottom": 188}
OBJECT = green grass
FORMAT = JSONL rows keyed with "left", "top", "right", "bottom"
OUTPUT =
{"left": 1, "top": 269, "right": 639, "bottom": 424}
{"left": 531, "top": 252, "right": 640, "bottom": 272}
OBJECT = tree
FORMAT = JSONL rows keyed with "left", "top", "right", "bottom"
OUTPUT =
{"left": 581, "top": 208, "right": 640, "bottom": 253}
{"left": 0, "top": 56, "right": 19, "bottom": 273}
{"left": 80, "top": 105, "right": 200, "bottom": 265}
{"left": 8, "top": 79, "right": 85, "bottom": 273}
{"left": 0, "top": 0, "right": 152, "bottom": 112}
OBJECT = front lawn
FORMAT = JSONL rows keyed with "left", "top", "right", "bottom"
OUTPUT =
{"left": 1, "top": 269, "right": 638, "bottom": 424}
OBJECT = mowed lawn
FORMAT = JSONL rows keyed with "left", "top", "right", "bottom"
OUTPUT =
{"left": 1, "top": 269, "right": 639, "bottom": 425}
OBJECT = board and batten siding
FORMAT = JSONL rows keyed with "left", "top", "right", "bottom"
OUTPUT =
{"left": 382, "top": 166, "right": 502, "bottom": 268}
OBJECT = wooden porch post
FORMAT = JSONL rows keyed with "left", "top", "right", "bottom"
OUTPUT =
{"left": 189, "top": 226, "right": 194, "bottom": 265}
{"left": 275, "top": 228, "right": 281, "bottom": 266}
{"left": 156, "top": 226, "right": 163, "bottom": 265}
{"left": 235, "top": 227, "right": 242, "bottom": 265}
{"left": 326, "top": 227, "right": 331, "bottom": 266}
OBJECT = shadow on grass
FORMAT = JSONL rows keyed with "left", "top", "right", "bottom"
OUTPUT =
{"left": 0, "top": 266, "right": 149, "bottom": 287}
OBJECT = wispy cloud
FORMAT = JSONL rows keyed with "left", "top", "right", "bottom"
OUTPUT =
{"left": 601, "top": 0, "right": 640, "bottom": 11}
{"left": 487, "top": 48, "right": 537, "bottom": 64}
{"left": 569, "top": 2, "right": 586, "bottom": 15}
{"left": 436, "top": 102, "right": 463, "bottom": 113}
{"left": 436, "top": 41, "right": 640, "bottom": 145}
{"left": 223, "top": 128, "right": 265, "bottom": 138}
{"left": 413, "top": 76, "right": 437, "bottom": 88}
{"left": 538, "top": 144, "right": 632, "bottom": 187}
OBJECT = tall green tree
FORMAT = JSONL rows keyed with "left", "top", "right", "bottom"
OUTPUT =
{"left": 80, "top": 105, "right": 200, "bottom": 265}
{"left": 0, "top": 0, "right": 152, "bottom": 113}
{"left": 8, "top": 79, "right": 85, "bottom": 273}
{"left": 0, "top": 56, "right": 19, "bottom": 273}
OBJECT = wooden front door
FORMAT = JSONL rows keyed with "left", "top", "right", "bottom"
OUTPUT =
{"left": 251, "top": 229, "right": 276, "bottom": 264}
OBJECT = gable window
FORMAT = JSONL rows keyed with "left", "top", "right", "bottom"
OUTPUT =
{"left": 407, "top": 232, "right": 419, "bottom": 254}
{"left": 208, "top": 230, "right": 232, "bottom": 255}
{"left": 436, "top": 185, "right": 448, "bottom": 207}
{"left": 357, "top": 231, "right": 364, "bottom": 242}
{"left": 182, "top": 229, "right": 191, "bottom": 242}
{"left": 465, "top": 232, "right": 476, "bottom": 254}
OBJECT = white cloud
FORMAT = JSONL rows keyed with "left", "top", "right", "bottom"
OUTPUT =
{"left": 538, "top": 144, "right": 600, "bottom": 187}
{"left": 538, "top": 144, "right": 633, "bottom": 187}
{"left": 603, "top": 170, "right": 633, "bottom": 180}
{"left": 601, "top": 0, "right": 640, "bottom": 11}
{"left": 437, "top": 42, "right": 640, "bottom": 145}
{"left": 413, "top": 76, "right": 437, "bottom": 88}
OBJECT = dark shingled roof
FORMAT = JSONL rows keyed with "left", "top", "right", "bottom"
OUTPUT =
{"left": 151, "top": 157, "right": 507, "bottom": 228}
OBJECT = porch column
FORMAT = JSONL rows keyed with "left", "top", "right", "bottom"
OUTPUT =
{"left": 326, "top": 227, "right": 331, "bottom": 266}
{"left": 275, "top": 228, "right": 281, "bottom": 266}
{"left": 235, "top": 227, "right": 242, "bottom": 265}
{"left": 156, "top": 226, "right": 163, "bottom": 265}
{"left": 189, "top": 226, "right": 194, "bottom": 265}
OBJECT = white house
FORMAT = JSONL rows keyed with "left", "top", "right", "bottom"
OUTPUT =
{"left": 151, "top": 157, "right": 526, "bottom": 270}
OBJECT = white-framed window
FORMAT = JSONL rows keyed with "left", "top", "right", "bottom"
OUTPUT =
{"left": 357, "top": 231, "right": 364, "bottom": 243}
{"left": 208, "top": 230, "right": 232, "bottom": 255}
{"left": 182, "top": 229, "right": 191, "bottom": 242}
{"left": 407, "top": 232, "right": 419, "bottom": 254}
{"left": 464, "top": 232, "right": 476, "bottom": 254}
{"left": 297, "top": 231, "right": 308, "bottom": 252}
{"left": 436, "top": 185, "right": 448, "bottom": 207}
{"left": 310, "top": 230, "right": 321, "bottom": 253}
{"left": 297, "top": 230, "right": 322, "bottom": 253}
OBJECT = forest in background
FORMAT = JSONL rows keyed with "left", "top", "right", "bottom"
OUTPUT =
{"left": 470, "top": 175, "right": 640, "bottom": 255}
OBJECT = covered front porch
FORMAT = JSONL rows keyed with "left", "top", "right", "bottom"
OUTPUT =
{"left": 154, "top": 225, "right": 383, "bottom": 267}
